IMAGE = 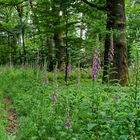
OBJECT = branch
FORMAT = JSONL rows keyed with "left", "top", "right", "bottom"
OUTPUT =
{"left": 82, "top": 0, "right": 106, "bottom": 11}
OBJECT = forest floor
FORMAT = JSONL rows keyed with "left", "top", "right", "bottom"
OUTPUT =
{"left": 0, "top": 66, "right": 139, "bottom": 140}
{"left": 3, "top": 96, "right": 18, "bottom": 134}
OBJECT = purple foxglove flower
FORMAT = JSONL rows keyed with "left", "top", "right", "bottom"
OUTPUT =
{"left": 77, "top": 75, "right": 80, "bottom": 85}
{"left": 45, "top": 78, "right": 49, "bottom": 85}
{"left": 115, "top": 95, "right": 120, "bottom": 102}
{"left": 92, "top": 55, "right": 100, "bottom": 81}
{"left": 52, "top": 91, "right": 58, "bottom": 103}
{"left": 64, "top": 115, "right": 72, "bottom": 129}
{"left": 55, "top": 91, "right": 58, "bottom": 99}
{"left": 61, "top": 64, "right": 72, "bottom": 76}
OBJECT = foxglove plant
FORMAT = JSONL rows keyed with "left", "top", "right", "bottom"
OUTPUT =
{"left": 52, "top": 91, "right": 58, "bottom": 103}
{"left": 77, "top": 75, "right": 80, "bottom": 85}
{"left": 115, "top": 94, "right": 120, "bottom": 102}
{"left": 64, "top": 114, "right": 72, "bottom": 129}
{"left": 52, "top": 62, "right": 59, "bottom": 104}
{"left": 92, "top": 53, "right": 101, "bottom": 81}
{"left": 77, "top": 62, "right": 81, "bottom": 86}
{"left": 61, "top": 64, "right": 72, "bottom": 76}
{"left": 44, "top": 59, "right": 49, "bottom": 85}
{"left": 67, "top": 65, "right": 72, "bottom": 76}
{"left": 45, "top": 77, "right": 49, "bottom": 85}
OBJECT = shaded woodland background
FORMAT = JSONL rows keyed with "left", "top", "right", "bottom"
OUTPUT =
{"left": 0, "top": 0, "right": 140, "bottom": 85}
{"left": 0, "top": 1, "right": 140, "bottom": 140}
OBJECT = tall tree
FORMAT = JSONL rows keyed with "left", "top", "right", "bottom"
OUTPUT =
{"left": 82, "top": 0, "right": 129, "bottom": 85}
{"left": 51, "top": 0, "right": 65, "bottom": 69}
{"left": 108, "top": 0, "right": 128, "bottom": 85}
{"left": 16, "top": 4, "right": 26, "bottom": 64}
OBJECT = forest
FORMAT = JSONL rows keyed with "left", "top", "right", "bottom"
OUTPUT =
{"left": 0, "top": 0, "right": 140, "bottom": 139}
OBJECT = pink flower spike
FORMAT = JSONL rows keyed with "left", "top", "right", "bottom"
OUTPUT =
{"left": 92, "top": 55, "right": 100, "bottom": 81}
{"left": 77, "top": 75, "right": 80, "bottom": 85}
{"left": 45, "top": 78, "right": 49, "bottom": 85}
{"left": 64, "top": 114, "right": 72, "bottom": 129}
{"left": 52, "top": 91, "right": 58, "bottom": 103}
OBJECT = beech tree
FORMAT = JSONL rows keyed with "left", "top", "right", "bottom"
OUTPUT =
{"left": 1, "top": 0, "right": 139, "bottom": 86}
{"left": 82, "top": 0, "right": 129, "bottom": 85}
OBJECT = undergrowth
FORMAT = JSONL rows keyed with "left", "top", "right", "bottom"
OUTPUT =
{"left": 0, "top": 67, "right": 139, "bottom": 140}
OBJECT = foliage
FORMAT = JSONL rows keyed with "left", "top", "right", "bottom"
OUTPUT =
{"left": 0, "top": 0, "right": 106, "bottom": 67}
{"left": 0, "top": 67, "right": 139, "bottom": 139}
{"left": 0, "top": 99, "right": 8, "bottom": 140}
{"left": 0, "top": 0, "right": 140, "bottom": 139}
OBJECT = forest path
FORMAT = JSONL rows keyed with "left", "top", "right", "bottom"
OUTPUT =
{"left": 3, "top": 96, "right": 18, "bottom": 135}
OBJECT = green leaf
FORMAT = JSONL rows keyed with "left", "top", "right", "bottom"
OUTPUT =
{"left": 119, "top": 135, "right": 128, "bottom": 140}
{"left": 87, "top": 123, "right": 97, "bottom": 131}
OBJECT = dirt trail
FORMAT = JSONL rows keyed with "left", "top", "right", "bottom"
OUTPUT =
{"left": 3, "top": 96, "right": 18, "bottom": 134}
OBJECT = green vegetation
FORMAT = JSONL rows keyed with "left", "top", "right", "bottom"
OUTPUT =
{"left": 0, "top": 101, "right": 7, "bottom": 140}
{"left": 0, "top": 67, "right": 139, "bottom": 139}
{"left": 0, "top": 0, "right": 140, "bottom": 139}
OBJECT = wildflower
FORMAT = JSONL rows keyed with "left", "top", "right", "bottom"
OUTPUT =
{"left": 64, "top": 114, "right": 72, "bottom": 129}
{"left": 67, "top": 65, "right": 72, "bottom": 75}
{"left": 52, "top": 91, "right": 58, "bottom": 103}
{"left": 77, "top": 75, "right": 80, "bottom": 85}
{"left": 61, "top": 64, "right": 72, "bottom": 76}
{"left": 115, "top": 94, "right": 120, "bottom": 102}
{"left": 92, "top": 54, "right": 100, "bottom": 80}
{"left": 45, "top": 77, "right": 49, "bottom": 85}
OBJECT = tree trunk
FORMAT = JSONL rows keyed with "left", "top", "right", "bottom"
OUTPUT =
{"left": 22, "top": 29, "right": 26, "bottom": 64}
{"left": 11, "top": 35, "right": 17, "bottom": 65}
{"left": 16, "top": 5, "right": 26, "bottom": 65}
{"left": 51, "top": 1, "right": 65, "bottom": 69}
{"left": 103, "top": 0, "right": 128, "bottom": 85}
{"left": 54, "top": 33, "right": 65, "bottom": 69}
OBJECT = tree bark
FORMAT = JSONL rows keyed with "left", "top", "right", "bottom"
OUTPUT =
{"left": 54, "top": 33, "right": 65, "bottom": 69}
{"left": 51, "top": 1, "right": 65, "bottom": 69}
{"left": 16, "top": 5, "right": 26, "bottom": 65}
{"left": 103, "top": 0, "right": 129, "bottom": 85}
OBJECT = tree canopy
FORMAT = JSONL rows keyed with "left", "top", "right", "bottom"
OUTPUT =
{"left": 0, "top": 0, "right": 140, "bottom": 85}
